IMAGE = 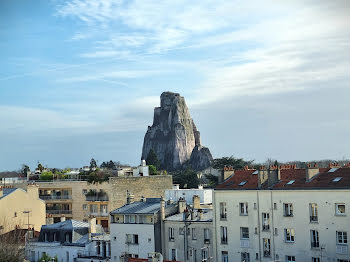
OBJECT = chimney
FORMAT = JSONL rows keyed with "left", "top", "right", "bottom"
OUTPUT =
{"left": 89, "top": 217, "right": 97, "bottom": 234}
{"left": 258, "top": 166, "right": 268, "bottom": 188}
{"left": 173, "top": 184, "right": 180, "bottom": 190}
{"left": 268, "top": 166, "right": 281, "bottom": 187}
{"left": 198, "top": 209, "right": 203, "bottom": 220}
{"left": 27, "top": 184, "right": 39, "bottom": 199}
{"left": 306, "top": 163, "right": 319, "bottom": 181}
{"left": 220, "top": 166, "right": 234, "bottom": 183}
{"left": 190, "top": 210, "right": 194, "bottom": 220}
{"left": 46, "top": 215, "right": 54, "bottom": 225}
{"left": 160, "top": 197, "right": 165, "bottom": 220}
{"left": 178, "top": 198, "right": 187, "bottom": 213}
{"left": 126, "top": 191, "right": 134, "bottom": 205}
{"left": 60, "top": 216, "right": 66, "bottom": 222}
{"left": 193, "top": 195, "right": 200, "bottom": 209}
{"left": 141, "top": 196, "right": 146, "bottom": 202}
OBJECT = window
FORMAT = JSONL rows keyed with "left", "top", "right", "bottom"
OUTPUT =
{"left": 44, "top": 232, "right": 48, "bottom": 242}
{"left": 254, "top": 203, "right": 257, "bottom": 209}
{"left": 240, "top": 203, "right": 248, "bottom": 216}
{"left": 192, "top": 228, "right": 196, "bottom": 240}
{"left": 126, "top": 234, "right": 138, "bottom": 244}
{"left": 221, "top": 226, "right": 228, "bottom": 244}
{"left": 14, "top": 212, "right": 17, "bottom": 217}
{"left": 138, "top": 215, "right": 145, "bottom": 224}
{"left": 274, "top": 228, "right": 278, "bottom": 235}
{"left": 96, "top": 241, "right": 101, "bottom": 255}
{"left": 287, "top": 180, "right": 295, "bottom": 185}
{"left": 283, "top": 203, "right": 293, "bottom": 217}
{"left": 220, "top": 202, "right": 227, "bottom": 220}
{"left": 83, "top": 204, "right": 87, "bottom": 210}
{"left": 273, "top": 203, "right": 277, "bottom": 210}
{"left": 262, "top": 213, "right": 270, "bottom": 231}
{"left": 263, "top": 238, "right": 270, "bottom": 257}
{"left": 241, "top": 252, "right": 250, "bottom": 262}
{"left": 204, "top": 228, "right": 210, "bottom": 242}
{"left": 240, "top": 227, "right": 249, "bottom": 239}
{"left": 337, "top": 231, "right": 348, "bottom": 244}
{"left": 90, "top": 204, "right": 98, "bottom": 213}
{"left": 222, "top": 251, "right": 228, "bottom": 262}
{"left": 311, "top": 230, "right": 319, "bottom": 248}
{"left": 285, "top": 228, "right": 295, "bottom": 242}
{"left": 286, "top": 255, "right": 295, "bottom": 262}
{"left": 169, "top": 227, "right": 175, "bottom": 241}
{"left": 179, "top": 227, "right": 184, "bottom": 235}
{"left": 336, "top": 204, "right": 346, "bottom": 215}
{"left": 65, "top": 233, "right": 70, "bottom": 243}
{"left": 100, "top": 205, "right": 108, "bottom": 214}
{"left": 333, "top": 177, "right": 342, "bottom": 182}
{"left": 170, "top": 249, "right": 177, "bottom": 261}
{"left": 125, "top": 215, "right": 136, "bottom": 223}
{"left": 53, "top": 232, "right": 58, "bottom": 242}
{"left": 310, "top": 203, "right": 318, "bottom": 222}
{"left": 312, "top": 258, "right": 320, "bottom": 262}
{"left": 202, "top": 249, "right": 208, "bottom": 261}
{"left": 82, "top": 189, "right": 87, "bottom": 195}
{"left": 239, "top": 181, "right": 247, "bottom": 186}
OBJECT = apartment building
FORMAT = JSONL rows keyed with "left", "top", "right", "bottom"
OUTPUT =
{"left": 31, "top": 175, "right": 172, "bottom": 230}
{"left": 214, "top": 164, "right": 350, "bottom": 262}
{"left": 165, "top": 184, "right": 213, "bottom": 205}
{"left": 0, "top": 184, "right": 46, "bottom": 234}
{"left": 163, "top": 196, "right": 214, "bottom": 262}
{"left": 110, "top": 194, "right": 178, "bottom": 262}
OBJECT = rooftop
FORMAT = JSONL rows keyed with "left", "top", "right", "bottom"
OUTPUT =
{"left": 110, "top": 198, "right": 161, "bottom": 215}
{"left": 216, "top": 165, "right": 350, "bottom": 190}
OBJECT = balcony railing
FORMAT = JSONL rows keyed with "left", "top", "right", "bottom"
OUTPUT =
{"left": 46, "top": 210, "right": 72, "bottom": 214}
{"left": 40, "top": 195, "right": 72, "bottom": 200}
{"left": 263, "top": 250, "right": 270, "bottom": 257}
{"left": 311, "top": 242, "right": 320, "bottom": 248}
{"left": 89, "top": 212, "right": 109, "bottom": 217}
{"left": 86, "top": 196, "right": 109, "bottom": 201}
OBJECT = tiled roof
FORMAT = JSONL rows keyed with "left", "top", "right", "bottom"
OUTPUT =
{"left": 110, "top": 198, "right": 161, "bottom": 215}
{"left": 216, "top": 167, "right": 350, "bottom": 190}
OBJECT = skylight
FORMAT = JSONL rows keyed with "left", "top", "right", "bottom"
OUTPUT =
{"left": 333, "top": 177, "right": 342, "bottom": 182}
{"left": 287, "top": 180, "right": 295, "bottom": 185}
{"left": 328, "top": 168, "right": 339, "bottom": 173}
{"left": 239, "top": 181, "right": 247, "bottom": 186}
{"left": 252, "top": 170, "right": 258, "bottom": 175}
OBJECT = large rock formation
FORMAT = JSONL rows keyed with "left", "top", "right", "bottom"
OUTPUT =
{"left": 141, "top": 92, "right": 213, "bottom": 170}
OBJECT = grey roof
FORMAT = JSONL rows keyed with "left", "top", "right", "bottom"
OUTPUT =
{"left": 42, "top": 220, "right": 89, "bottom": 230}
{"left": 165, "top": 209, "right": 213, "bottom": 222}
{"left": 0, "top": 188, "right": 19, "bottom": 199}
{"left": 110, "top": 198, "right": 161, "bottom": 215}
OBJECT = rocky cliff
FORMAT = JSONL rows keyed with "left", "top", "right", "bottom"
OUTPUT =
{"left": 141, "top": 92, "right": 213, "bottom": 170}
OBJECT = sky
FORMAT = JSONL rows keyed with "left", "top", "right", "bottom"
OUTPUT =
{"left": 0, "top": 0, "right": 349, "bottom": 171}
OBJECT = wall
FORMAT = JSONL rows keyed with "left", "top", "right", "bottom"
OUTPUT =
{"left": 213, "top": 189, "right": 350, "bottom": 262}
{"left": 165, "top": 188, "right": 213, "bottom": 204}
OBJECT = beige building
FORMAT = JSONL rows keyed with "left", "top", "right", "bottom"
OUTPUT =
{"left": 33, "top": 175, "right": 172, "bottom": 230}
{"left": 0, "top": 184, "right": 46, "bottom": 234}
{"left": 214, "top": 164, "right": 350, "bottom": 262}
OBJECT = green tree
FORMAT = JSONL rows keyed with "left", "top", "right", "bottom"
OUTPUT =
{"left": 211, "top": 156, "right": 254, "bottom": 170}
{"left": 146, "top": 149, "right": 161, "bottom": 170}
{"left": 21, "top": 164, "right": 30, "bottom": 176}
{"left": 172, "top": 168, "right": 199, "bottom": 188}
{"left": 148, "top": 165, "right": 157, "bottom": 175}
{"left": 205, "top": 173, "right": 219, "bottom": 188}
{"left": 37, "top": 162, "right": 44, "bottom": 172}
{"left": 40, "top": 171, "right": 53, "bottom": 181}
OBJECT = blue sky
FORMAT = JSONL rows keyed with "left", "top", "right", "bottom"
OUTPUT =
{"left": 0, "top": 0, "right": 349, "bottom": 171}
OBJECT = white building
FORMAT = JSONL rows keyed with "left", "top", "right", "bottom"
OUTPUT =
{"left": 110, "top": 194, "right": 177, "bottom": 262}
{"left": 163, "top": 196, "right": 214, "bottom": 262}
{"left": 165, "top": 185, "right": 213, "bottom": 205}
{"left": 214, "top": 164, "right": 350, "bottom": 262}
{"left": 132, "top": 160, "right": 149, "bottom": 177}
{"left": 26, "top": 218, "right": 110, "bottom": 262}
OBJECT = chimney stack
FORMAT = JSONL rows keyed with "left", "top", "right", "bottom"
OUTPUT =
{"left": 60, "top": 216, "right": 66, "bottom": 222}
{"left": 160, "top": 197, "right": 165, "bottom": 220}
{"left": 306, "top": 163, "right": 319, "bottom": 181}
{"left": 126, "top": 190, "right": 134, "bottom": 205}
{"left": 46, "top": 214, "right": 54, "bottom": 225}
{"left": 178, "top": 198, "right": 187, "bottom": 213}
{"left": 220, "top": 166, "right": 234, "bottom": 183}
{"left": 258, "top": 166, "right": 268, "bottom": 188}
{"left": 198, "top": 209, "right": 203, "bottom": 220}
{"left": 268, "top": 166, "right": 281, "bottom": 187}
{"left": 193, "top": 195, "right": 200, "bottom": 209}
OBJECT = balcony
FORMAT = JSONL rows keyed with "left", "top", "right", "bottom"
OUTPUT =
{"left": 46, "top": 210, "right": 72, "bottom": 215}
{"left": 86, "top": 196, "right": 109, "bottom": 201}
{"left": 89, "top": 212, "right": 109, "bottom": 217}
{"left": 310, "top": 216, "right": 318, "bottom": 222}
{"left": 40, "top": 195, "right": 72, "bottom": 200}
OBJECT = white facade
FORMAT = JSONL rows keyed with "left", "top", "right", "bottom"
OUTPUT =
{"left": 214, "top": 189, "right": 350, "bottom": 262}
{"left": 110, "top": 222, "right": 156, "bottom": 262}
{"left": 133, "top": 160, "right": 149, "bottom": 177}
{"left": 165, "top": 186, "right": 213, "bottom": 204}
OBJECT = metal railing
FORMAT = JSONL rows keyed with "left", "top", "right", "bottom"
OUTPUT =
{"left": 310, "top": 215, "right": 318, "bottom": 222}
{"left": 40, "top": 195, "right": 72, "bottom": 200}
{"left": 86, "top": 196, "right": 109, "bottom": 201}
{"left": 46, "top": 210, "right": 72, "bottom": 214}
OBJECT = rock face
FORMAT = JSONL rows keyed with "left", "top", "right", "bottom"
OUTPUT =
{"left": 141, "top": 92, "right": 213, "bottom": 170}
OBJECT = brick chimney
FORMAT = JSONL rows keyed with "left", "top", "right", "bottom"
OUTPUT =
{"left": 306, "top": 163, "right": 319, "bottom": 181}
{"left": 220, "top": 166, "right": 234, "bottom": 183}
{"left": 193, "top": 195, "right": 200, "bottom": 209}
{"left": 268, "top": 166, "right": 281, "bottom": 187}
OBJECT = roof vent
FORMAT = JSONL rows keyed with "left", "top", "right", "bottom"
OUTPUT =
{"left": 287, "top": 180, "right": 295, "bottom": 185}
{"left": 333, "top": 177, "right": 342, "bottom": 182}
